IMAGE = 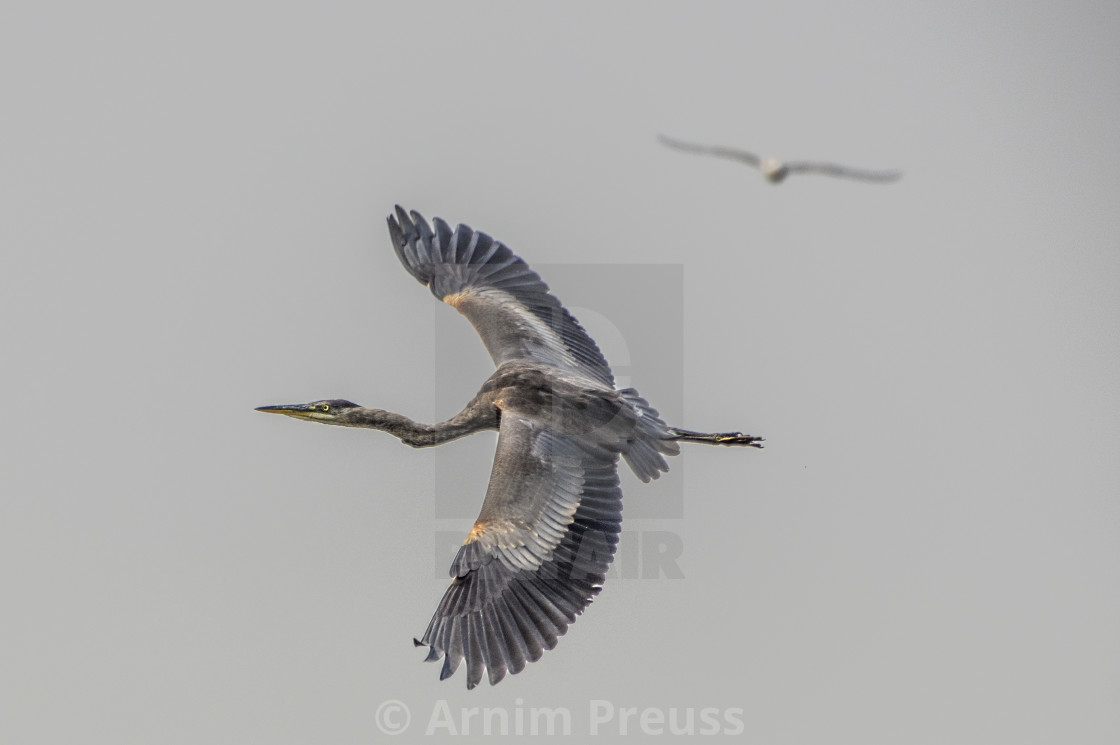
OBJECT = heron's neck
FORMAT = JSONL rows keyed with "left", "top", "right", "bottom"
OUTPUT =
{"left": 344, "top": 406, "right": 493, "bottom": 448}
{"left": 342, "top": 407, "right": 423, "bottom": 437}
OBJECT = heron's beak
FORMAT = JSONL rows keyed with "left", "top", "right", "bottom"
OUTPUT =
{"left": 255, "top": 404, "right": 317, "bottom": 420}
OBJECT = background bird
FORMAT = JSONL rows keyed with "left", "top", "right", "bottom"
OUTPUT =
{"left": 658, "top": 133, "right": 902, "bottom": 184}
{"left": 257, "top": 207, "right": 764, "bottom": 689}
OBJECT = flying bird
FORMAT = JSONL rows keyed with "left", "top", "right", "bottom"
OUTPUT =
{"left": 658, "top": 133, "right": 902, "bottom": 184}
{"left": 257, "top": 207, "right": 764, "bottom": 688}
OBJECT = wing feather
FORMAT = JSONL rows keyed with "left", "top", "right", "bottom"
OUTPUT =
{"left": 415, "top": 415, "right": 623, "bottom": 687}
{"left": 658, "top": 133, "right": 763, "bottom": 168}
{"left": 781, "top": 161, "right": 902, "bottom": 182}
{"left": 388, "top": 207, "right": 615, "bottom": 387}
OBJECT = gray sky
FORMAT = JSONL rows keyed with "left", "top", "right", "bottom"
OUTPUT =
{"left": 3, "top": 1, "right": 1118, "bottom": 742}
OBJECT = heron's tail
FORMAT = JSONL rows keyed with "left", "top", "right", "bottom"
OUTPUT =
{"left": 619, "top": 388, "right": 679, "bottom": 483}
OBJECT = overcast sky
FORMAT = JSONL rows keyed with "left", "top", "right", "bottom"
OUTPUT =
{"left": 3, "top": 1, "right": 1118, "bottom": 742}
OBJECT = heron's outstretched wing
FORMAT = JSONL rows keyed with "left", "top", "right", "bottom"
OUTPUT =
{"left": 387, "top": 208, "right": 615, "bottom": 387}
{"left": 415, "top": 414, "right": 622, "bottom": 688}
{"left": 658, "top": 133, "right": 762, "bottom": 168}
{"left": 784, "top": 161, "right": 902, "bottom": 182}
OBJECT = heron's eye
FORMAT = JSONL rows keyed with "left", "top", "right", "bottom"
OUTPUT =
{"left": 321, "top": 404, "right": 330, "bottom": 412}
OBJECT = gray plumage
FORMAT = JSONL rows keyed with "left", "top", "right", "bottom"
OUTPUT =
{"left": 257, "top": 207, "right": 763, "bottom": 688}
{"left": 658, "top": 133, "right": 902, "bottom": 184}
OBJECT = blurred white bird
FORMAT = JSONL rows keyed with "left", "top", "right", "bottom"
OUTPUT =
{"left": 658, "top": 133, "right": 902, "bottom": 184}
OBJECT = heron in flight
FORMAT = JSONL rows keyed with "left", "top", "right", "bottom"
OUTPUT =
{"left": 257, "top": 207, "right": 763, "bottom": 688}
{"left": 658, "top": 133, "right": 902, "bottom": 184}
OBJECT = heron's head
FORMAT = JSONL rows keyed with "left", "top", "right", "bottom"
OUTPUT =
{"left": 255, "top": 399, "right": 362, "bottom": 425}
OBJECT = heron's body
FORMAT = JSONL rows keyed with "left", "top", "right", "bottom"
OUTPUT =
{"left": 257, "top": 207, "right": 762, "bottom": 688}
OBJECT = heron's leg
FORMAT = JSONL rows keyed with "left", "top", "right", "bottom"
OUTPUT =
{"left": 666, "top": 427, "right": 764, "bottom": 448}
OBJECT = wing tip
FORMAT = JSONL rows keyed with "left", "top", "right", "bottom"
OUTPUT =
{"left": 386, "top": 206, "right": 434, "bottom": 285}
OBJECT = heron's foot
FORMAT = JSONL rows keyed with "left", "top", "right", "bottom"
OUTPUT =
{"left": 668, "top": 428, "right": 765, "bottom": 448}
{"left": 714, "top": 432, "right": 765, "bottom": 448}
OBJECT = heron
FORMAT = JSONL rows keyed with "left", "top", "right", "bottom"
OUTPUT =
{"left": 257, "top": 207, "right": 764, "bottom": 688}
{"left": 658, "top": 133, "right": 902, "bottom": 184}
